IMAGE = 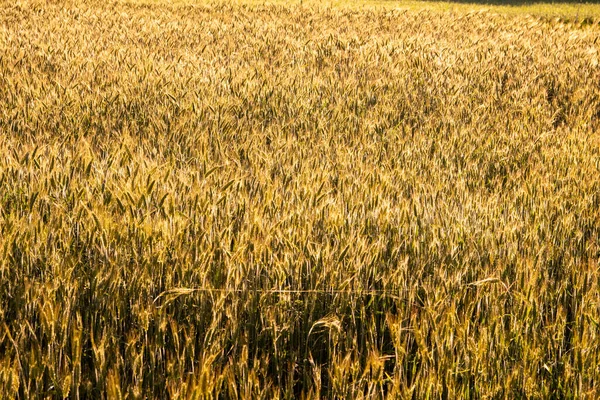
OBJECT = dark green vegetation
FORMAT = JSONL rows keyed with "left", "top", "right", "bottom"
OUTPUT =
{"left": 1, "top": 0, "right": 600, "bottom": 397}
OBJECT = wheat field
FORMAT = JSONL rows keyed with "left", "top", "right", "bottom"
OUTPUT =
{"left": 1, "top": 0, "right": 600, "bottom": 398}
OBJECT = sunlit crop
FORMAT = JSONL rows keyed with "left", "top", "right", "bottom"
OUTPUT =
{"left": 1, "top": 0, "right": 600, "bottom": 397}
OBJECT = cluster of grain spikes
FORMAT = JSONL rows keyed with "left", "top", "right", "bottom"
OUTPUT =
{"left": 1, "top": 0, "right": 600, "bottom": 398}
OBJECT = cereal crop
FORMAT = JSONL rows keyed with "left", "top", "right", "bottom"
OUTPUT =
{"left": 1, "top": 0, "right": 600, "bottom": 397}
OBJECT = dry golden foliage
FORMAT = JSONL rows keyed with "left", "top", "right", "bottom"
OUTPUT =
{"left": 1, "top": 0, "right": 600, "bottom": 397}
